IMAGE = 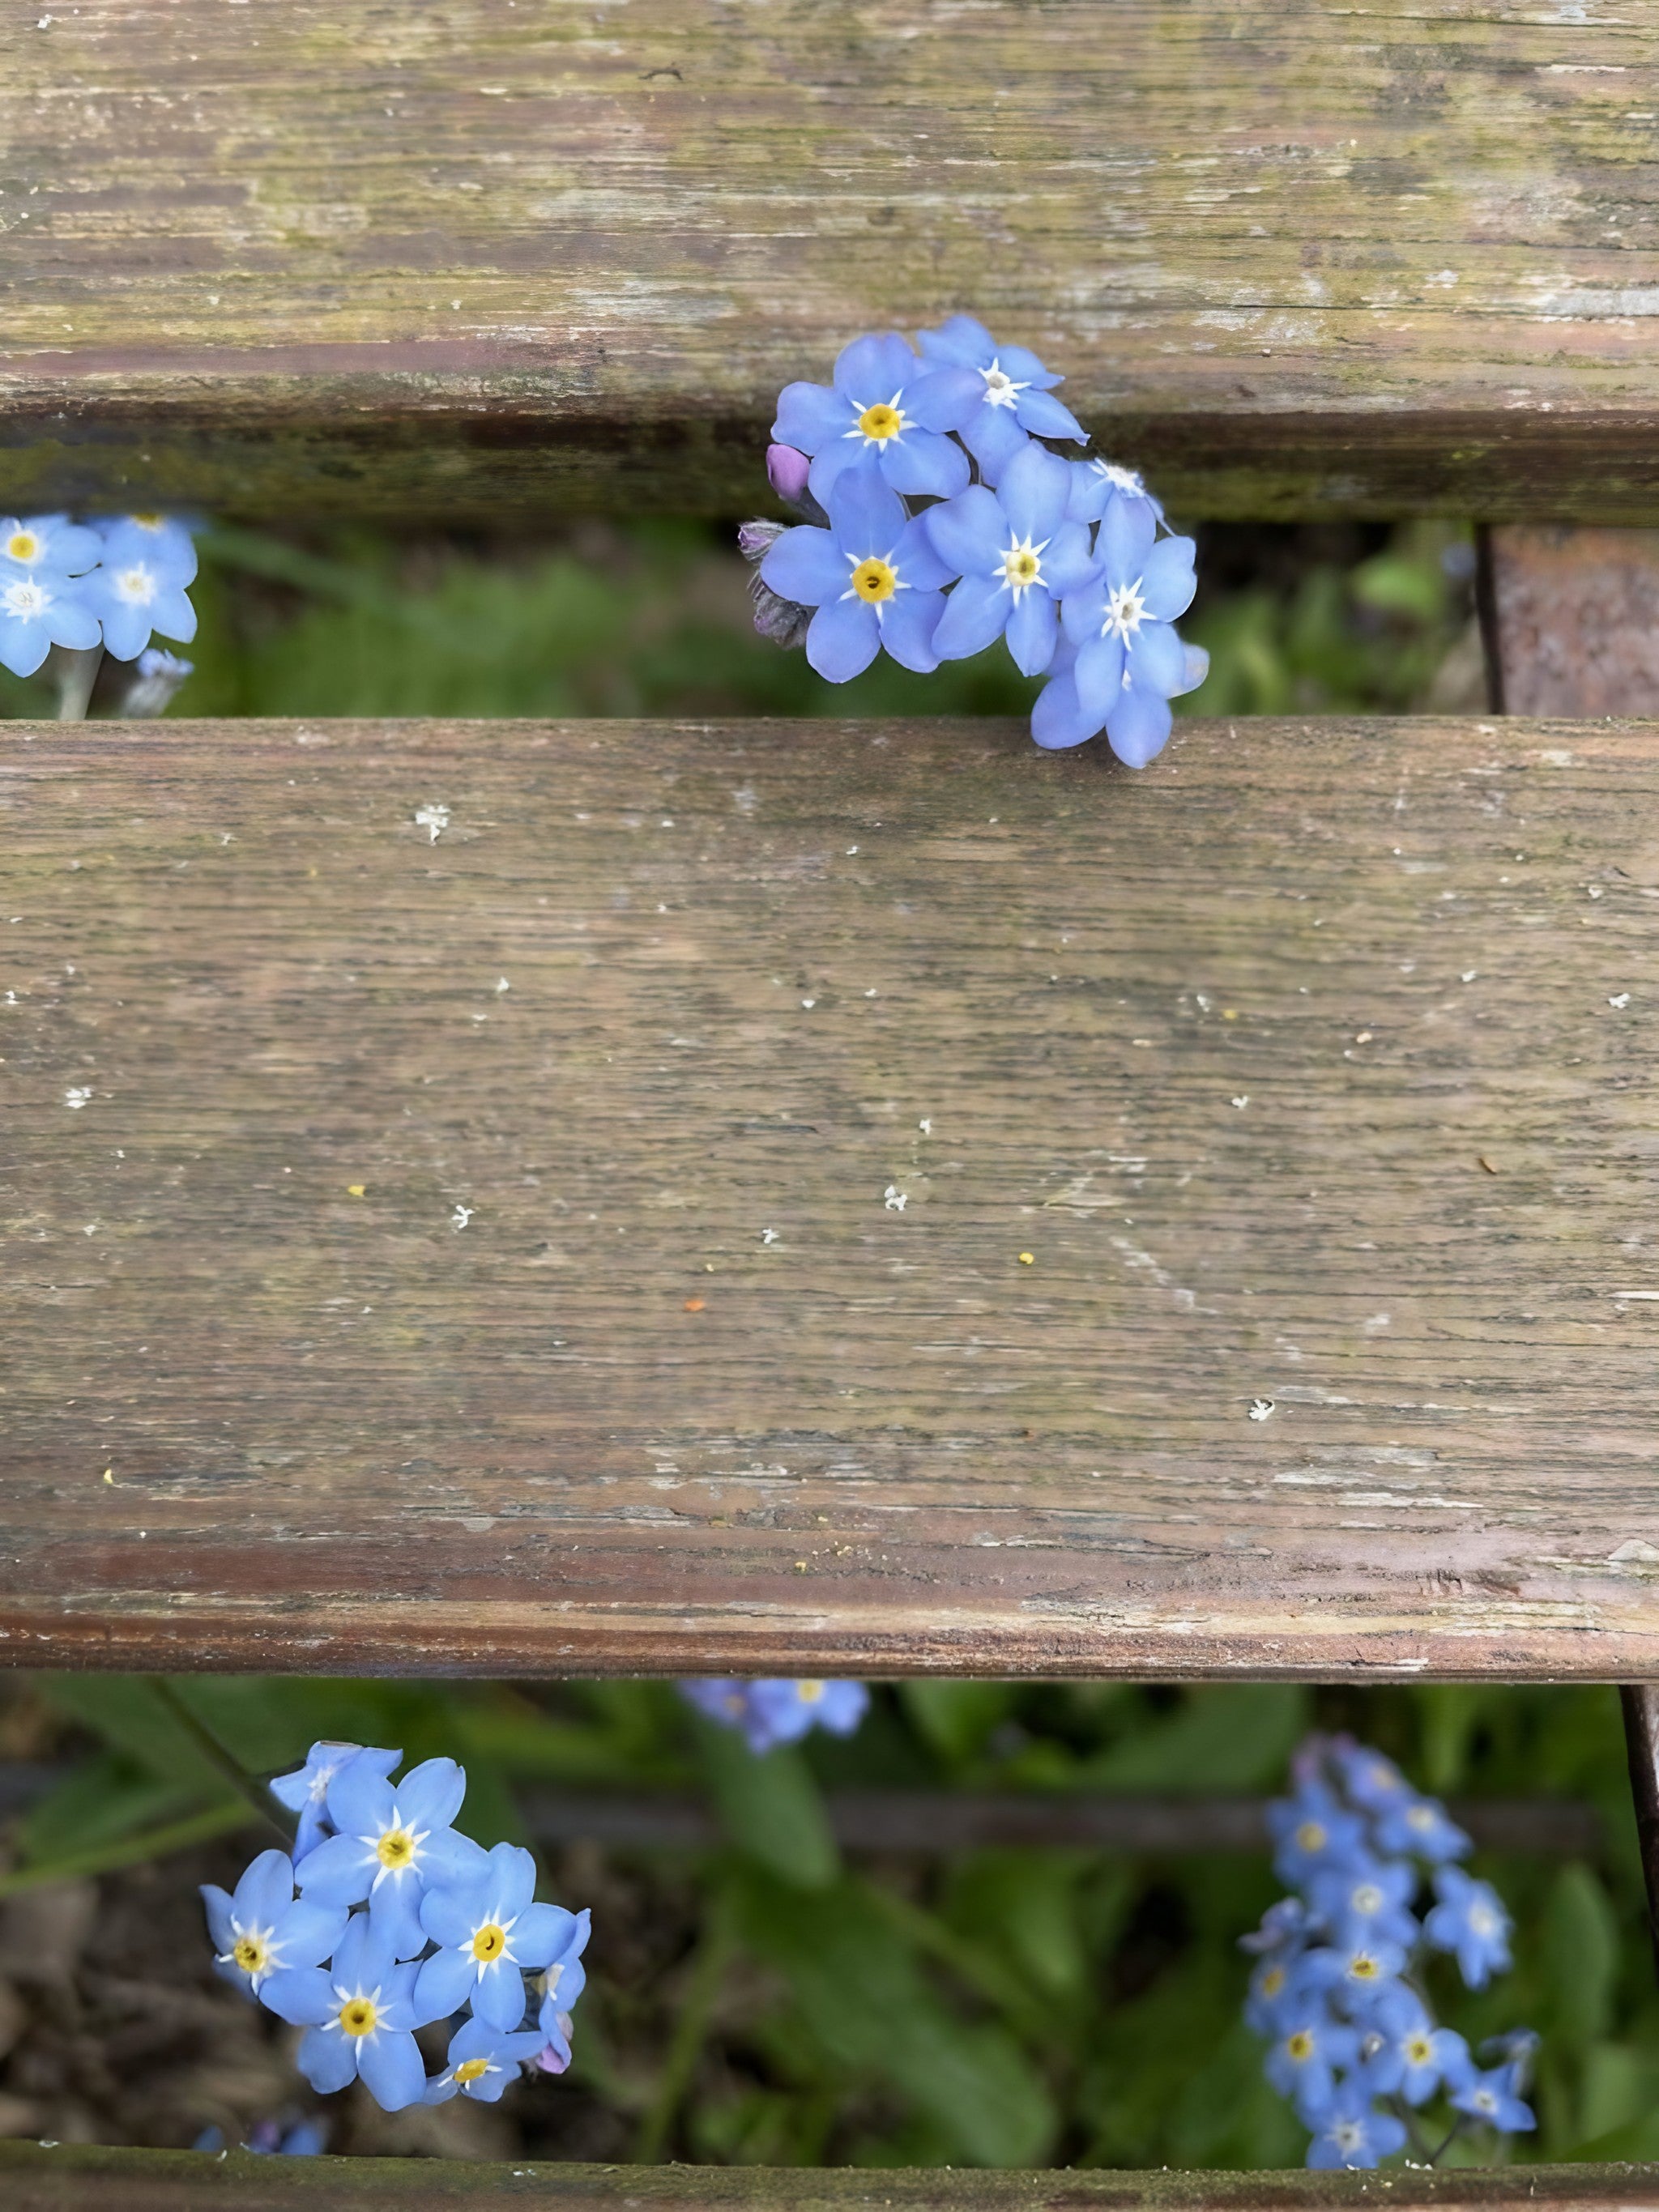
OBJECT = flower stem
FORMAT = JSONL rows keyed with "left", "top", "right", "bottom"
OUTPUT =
{"left": 0, "top": 1801, "right": 254, "bottom": 1898}
{"left": 144, "top": 1677, "right": 294, "bottom": 1845}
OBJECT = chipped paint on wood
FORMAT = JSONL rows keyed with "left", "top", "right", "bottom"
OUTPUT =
{"left": 5, "top": 4, "right": 1659, "bottom": 517}
{"left": 3, "top": 713, "right": 1659, "bottom": 1679}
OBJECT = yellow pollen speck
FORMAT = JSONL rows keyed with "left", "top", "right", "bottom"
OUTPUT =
{"left": 857, "top": 403, "right": 902, "bottom": 442}
{"left": 1018, "top": 1251, "right": 1034, "bottom": 1265}
{"left": 339, "top": 1996, "right": 377, "bottom": 2037}
{"left": 454, "top": 2056, "right": 491, "bottom": 2084}
{"left": 471, "top": 1923, "right": 506, "bottom": 1963}
{"left": 347, "top": 1183, "right": 366, "bottom": 1197}
{"left": 797, "top": 1681, "right": 825, "bottom": 1703}
{"left": 1222, "top": 1008, "right": 1239, "bottom": 1020}
{"left": 377, "top": 1826, "right": 415, "bottom": 1869}
{"left": 850, "top": 556, "right": 896, "bottom": 603}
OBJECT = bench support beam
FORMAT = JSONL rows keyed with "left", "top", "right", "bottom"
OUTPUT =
{"left": 1622, "top": 1686, "right": 1659, "bottom": 1980}
{"left": 1482, "top": 526, "right": 1659, "bottom": 714}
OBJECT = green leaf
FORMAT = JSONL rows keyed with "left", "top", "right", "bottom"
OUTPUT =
{"left": 693, "top": 1719, "right": 838, "bottom": 1890}
{"left": 1544, "top": 1862, "right": 1620, "bottom": 2047}
{"left": 899, "top": 1681, "right": 1015, "bottom": 1767}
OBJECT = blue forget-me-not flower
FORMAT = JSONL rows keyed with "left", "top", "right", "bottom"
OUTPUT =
{"left": 1037, "top": 497, "right": 1203, "bottom": 765}
{"left": 1, "top": 513, "right": 102, "bottom": 578}
{"left": 81, "top": 514, "right": 198, "bottom": 663}
{"left": 200, "top": 1848, "right": 348, "bottom": 1999}
{"left": 271, "top": 1741, "right": 400, "bottom": 1860}
{"left": 295, "top": 1754, "right": 487, "bottom": 1959}
{"left": 680, "top": 1677, "right": 870, "bottom": 1755}
{"left": 1425, "top": 1865, "right": 1513, "bottom": 1988}
{"left": 415, "top": 1840, "right": 586, "bottom": 2032}
{"left": 758, "top": 462, "right": 951, "bottom": 681}
{"left": 1243, "top": 1732, "right": 1534, "bottom": 2169}
{"left": 923, "top": 443, "right": 1099, "bottom": 676}
{"left": 916, "top": 313, "right": 1087, "bottom": 484}
{"left": 206, "top": 1745, "right": 590, "bottom": 2116}
{"left": 773, "top": 331, "right": 981, "bottom": 508}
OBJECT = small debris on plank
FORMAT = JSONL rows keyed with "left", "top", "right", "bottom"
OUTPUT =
{"left": 1247, "top": 1398, "right": 1275, "bottom": 1422}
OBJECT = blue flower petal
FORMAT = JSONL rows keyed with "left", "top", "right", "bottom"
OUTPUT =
{"left": 259, "top": 1966, "right": 336, "bottom": 2027}
{"left": 294, "top": 1832, "right": 373, "bottom": 1907}
{"left": 1042, "top": 522, "right": 1099, "bottom": 597}
{"left": 420, "top": 1828, "right": 492, "bottom": 1887}
{"left": 237, "top": 1849, "right": 295, "bottom": 1929}
{"left": 759, "top": 525, "right": 845, "bottom": 607}
{"left": 1099, "top": 494, "right": 1158, "bottom": 583}
{"left": 514, "top": 1902, "right": 578, "bottom": 1970}
{"left": 995, "top": 343, "right": 1062, "bottom": 390}
{"left": 915, "top": 313, "right": 996, "bottom": 369}
{"left": 200, "top": 1884, "right": 236, "bottom": 1955}
{"left": 1128, "top": 620, "right": 1188, "bottom": 697}
{"left": 771, "top": 381, "right": 853, "bottom": 456}
{"left": 1014, "top": 387, "right": 1087, "bottom": 443}
{"left": 932, "top": 572, "right": 1009, "bottom": 662}
{"left": 1060, "top": 578, "right": 1108, "bottom": 646}
{"left": 149, "top": 586, "right": 198, "bottom": 646}
{"left": 1074, "top": 633, "right": 1128, "bottom": 720}
{"left": 876, "top": 428, "right": 970, "bottom": 501}
{"left": 413, "top": 1943, "right": 475, "bottom": 2022}
{"left": 0, "top": 615, "right": 50, "bottom": 678}
{"left": 1140, "top": 536, "right": 1198, "bottom": 622}
{"left": 999, "top": 442, "right": 1071, "bottom": 544}
{"left": 1030, "top": 671, "right": 1101, "bottom": 751}
{"left": 1105, "top": 685, "right": 1173, "bottom": 769}
{"left": 880, "top": 588, "right": 944, "bottom": 674}
{"left": 474, "top": 1960, "right": 531, "bottom": 2032}
{"left": 368, "top": 1876, "right": 429, "bottom": 1961}
{"left": 833, "top": 331, "right": 915, "bottom": 402}
{"left": 296, "top": 2024, "right": 359, "bottom": 2095}
{"left": 806, "top": 597, "right": 880, "bottom": 683}
{"left": 358, "top": 2026, "right": 427, "bottom": 2113}
{"left": 326, "top": 1758, "right": 396, "bottom": 1838}
{"left": 922, "top": 486, "right": 1004, "bottom": 579}
{"left": 1006, "top": 589, "right": 1058, "bottom": 677}
{"left": 892, "top": 514, "right": 953, "bottom": 593}
{"left": 275, "top": 1899, "right": 349, "bottom": 1968}
{"left": 826, "top": 465, "right": 908, "bottom": 560}
{"left": 958, "top": 404, "right": 1029, "bottom": 485}
{"left": 906, "top": 364, "right": 983, "bottom": 433}
{"left": 395, "top": 1758, "right": 467, "bottom": 1833}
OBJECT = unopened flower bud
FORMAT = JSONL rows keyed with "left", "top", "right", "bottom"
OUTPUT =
{"left": 766, "top": 443, "right": 812, "bottom": 503}
{"left": 748, "top": 573, "right": 812, "bottom": 650}
{"left": 736, "top": 517, "right": 785, "bottom": 565}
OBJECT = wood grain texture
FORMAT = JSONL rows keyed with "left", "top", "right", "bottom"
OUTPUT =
{"left": 7, "top": 2, "right": 1659, "bottom": 521}
{"left": 4, "top": 712, "right": 1659, "bottom": 1680}
{"left": 6, "top": 2150, "right": 1659, "bottom": 2212}
{"left": 1486, "top": 528, "right": 1659, "bottom": 716}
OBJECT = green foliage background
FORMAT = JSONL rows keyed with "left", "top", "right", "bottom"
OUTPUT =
{"left": 3, "top": 1675, "right": 1654, "bottom": 2170}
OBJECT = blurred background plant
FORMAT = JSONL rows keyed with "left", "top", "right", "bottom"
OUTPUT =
{"left": 0, "top": 1676, "right": 1649, "bottom": 2168}
{"left": 0, "top": 519, "right": 1482, "bottom": 725}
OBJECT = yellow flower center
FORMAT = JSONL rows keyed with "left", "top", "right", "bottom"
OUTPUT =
{"left": 797, "top": 1681, "right": 826, "bottom": 1704}
{"left": 472, "top": 1922, "right": 507, "bottom": 1963}
{"left": 232, "top": 1933, "right": 271, "bottom": 1975}
{"left": 1004, "top": 548, "right": 1041, "bottom": 587}
{"left": 1406, "top": 2035, "right": 1432, "bottom": 2064}
{"left": 131, "top": 512, "right": 166, "bottom": 528}
{"left": 339, "top": 1996, "right": 378, "bottom": 2037}
{"left": 1286, "top": 2031, "right": 1314, "bottom": 2061}
{"left": 6, "top": 531, "right": 39, "bottom": 563}
{"left": 377, "top": 1826, "right": 416, "bottom": 1869}
{"left": 851, "top": 557, "right": 897, "bottom": 604}
{"left": 454, "top": 2057, "right": 491, "bottom": 2085}
{"left": 1406, "top": 1803, "right": 1433, "bottom": 1830}
{"left": 1294, "top": 1820, "right": 1326, "bottom": 1852}
{"left": 1260, "top": 1966, "right": 1285, "bottom": 1999}
{"left": 1350, "top": 1954, "right": 1380, "bottom": 1980}
{"left": 857, "top": 403, "right": 902, "bottom": 442}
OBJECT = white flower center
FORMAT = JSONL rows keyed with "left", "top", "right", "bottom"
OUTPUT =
{"left": 1104, "top": 579, "right": 1147, "bottom": 642}
{"left": 1473, "top": 2089, "right": 1497, "bottom": 2114}
{"left": 2, "top": 578, "right": 49, "bottom": 618}
{"left": 113, "top": 564, "right": 157, "bottom": 605}
{"left": 1352, "top": 1884, "right": 1383, "bottom": 1914}
{"left": 979, "top": 359, "right": 1030, "bottom": 410}
{"left": 1469, "top": 1903, "right": 1498, "bottom": 1935}
{"left": 996, "top": 533, "right": 1048, "bottom": 601}
{"left": 1333, "top": 2123, "right": 1364, "bottom": 2152}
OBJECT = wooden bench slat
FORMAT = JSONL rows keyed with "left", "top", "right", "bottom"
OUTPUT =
{"left": 3, "top": 713, "right": 1657, "bottom": 1679}
{"left": 6, "top": 2149, "right": 1659, "bottom": 2210}
{"left": 5, "top": 4, "right": 1659, "bottom": 520}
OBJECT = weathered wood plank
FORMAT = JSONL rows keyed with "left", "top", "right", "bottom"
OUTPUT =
{"left": 7, "top": 3, "right": 1659, "bottom": 520}
{"left": 1485, "top": 530, "right": 1659, "bottom": 716}
{"left": 6, "top": 2149, "right": 1659, "bottom": 2211}
{"left": 3, "top": 713, "right": 1659, "bottom": 1680}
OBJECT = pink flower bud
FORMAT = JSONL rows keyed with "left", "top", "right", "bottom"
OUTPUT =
{"left": 766, "top": 443, "right": 812, "bottom": 502}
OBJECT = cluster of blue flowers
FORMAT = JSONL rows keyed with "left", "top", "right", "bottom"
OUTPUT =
{"left": 1245, "top": 1735, "right": 1536, "bottom": 2169}
{"left": 203, "top": 1742, "right": 589, "bottom": 2114}
{"left": 742, "top": 319, "right": 1206, "bottom": 767}
{"left": 679, "top": 1678, "right": 869, "bottom": 1754}
{"left": 0, "top": 511, "right": 198, "bottom": 679}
